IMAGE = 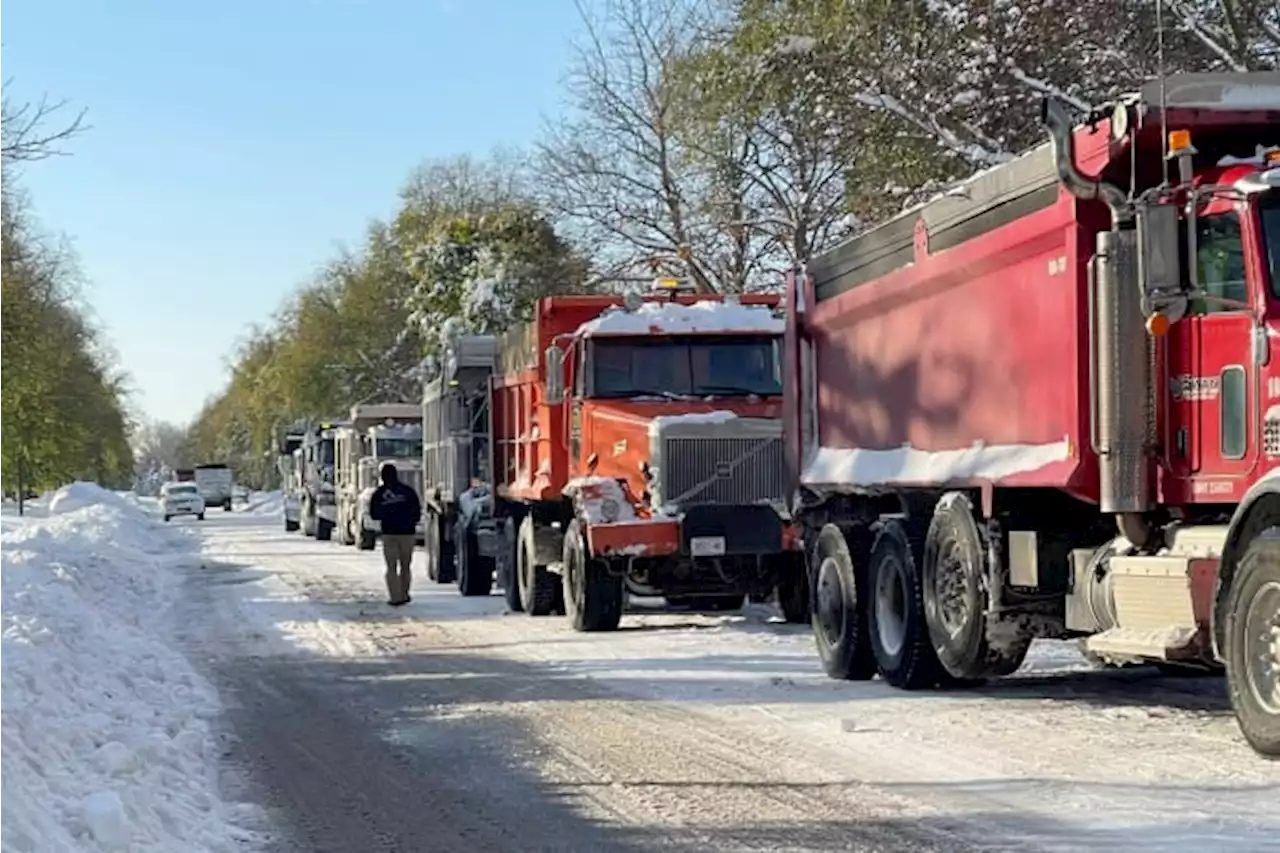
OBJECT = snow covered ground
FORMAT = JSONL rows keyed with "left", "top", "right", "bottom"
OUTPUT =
{"left": 1, "top": 485, "right": 267, "bottom": 853}
{"left": 196, "top": 513, "right": 1280, "bottom": 852}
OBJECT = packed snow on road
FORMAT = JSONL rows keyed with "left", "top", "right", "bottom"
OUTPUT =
{"left": 1, "top": 485, "right": 269, "bottom": 853}
{"left": 3, "top": 487, "right": 1278, "bottom": 852}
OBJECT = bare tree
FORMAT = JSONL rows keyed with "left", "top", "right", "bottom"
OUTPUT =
{"left": 536, "top": 0, "right": 754, "bottom": 292}
{"left": 1168, "top": 0, "right": 1280, "bottom": 70}
{"left": 2, "top": 80, "right": 88, "bottom": 166}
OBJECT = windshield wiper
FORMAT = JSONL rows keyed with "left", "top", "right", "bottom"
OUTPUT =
{"left": 631, "top": 389, "right": 693, "bottom": 400}
{"left": 697, "top": 384, "right": 774, "bottom": 396}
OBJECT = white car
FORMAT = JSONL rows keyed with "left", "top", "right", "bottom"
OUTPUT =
{"left": 161, "top": 482, "right": 206, "bottom": 521}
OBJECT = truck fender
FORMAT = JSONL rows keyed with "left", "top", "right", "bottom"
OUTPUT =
{"left": 1214, "top": 466, "right": 1280, "bottom": 659}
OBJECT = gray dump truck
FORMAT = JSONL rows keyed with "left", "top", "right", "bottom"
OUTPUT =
{"left": 334, "top": 403, "right": 425, "bottom": 549}
{"left": 421, "top": 334, "right": 503, "bottom": 597}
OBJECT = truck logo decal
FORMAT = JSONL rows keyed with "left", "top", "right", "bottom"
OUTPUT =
{"left": 613, "top": 439, "right": 627, "bottom": 457}
{"left": 1170, "top": 374, "right": 1220, "bottom": 402}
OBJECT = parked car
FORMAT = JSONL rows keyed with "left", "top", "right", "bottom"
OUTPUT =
{"left": 161, "top": 482, "right": 205, "bottom": 522}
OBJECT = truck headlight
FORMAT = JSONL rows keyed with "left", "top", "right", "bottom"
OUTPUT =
{"left": 600, "top": 497, "right": 620, "bottom": 523}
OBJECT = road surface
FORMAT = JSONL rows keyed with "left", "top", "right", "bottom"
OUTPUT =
{"left": 174, "top": 511, "right": 1280, "bottom": 853}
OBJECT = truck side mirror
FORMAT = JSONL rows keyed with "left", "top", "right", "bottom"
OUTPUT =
{"left": 545, "top": 346, "right": 565, "bottom": 404}
{"left": 1138, "top": 202, "right": 1181, "bottom": 297}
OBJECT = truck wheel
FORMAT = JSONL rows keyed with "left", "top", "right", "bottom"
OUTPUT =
{"left": 316, "top": 518, "right": 333, "bottom": 541}
{"left": 197, "top": 513, "right": 205, "bottom": 521}
{"left": 223, "top": 500, "right": 232, "bottom": 512}
{"left": 777, "top": 552, "right": 810, "bottom": 624}
{"left": 424, "top": 511, "right": 448, "bottom": 583}
{"left": 563, "top": 519, "right": 623, "bottom": 632}
{"left": 457, "top": 528, "right": 494, "bottom": 597}
{"left": 923, "top": 493, "right": 1030, "bottom": 681}
{"left": 163, "top": 515, "right": 171, "bottom": 522}
{"left": 498, "top": 518, "right": 523, "bottom": 612}
{"left": 1225, "top": 526, "right": 1280, "bottom": 758}
{"left": 518, "top": 516, "right": 561, "bottom": 616}
{"left": 285, "top": 517, "right": 300, "bottom": 532}
{"left": 868, "top": 519, "right": 944, "bottom": 689}
{"left": 811, "top": 524, "right": 876, "bottom": 681}
{"left": 358, "top": 528, "right": 376, "bottom": 551}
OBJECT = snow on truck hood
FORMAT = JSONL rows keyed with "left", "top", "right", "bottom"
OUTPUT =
{"left": 586, "top": 400, "right": 782, "bottom": 429}
{"left": 576, "top": 300, "right": 784, "bottom": 336}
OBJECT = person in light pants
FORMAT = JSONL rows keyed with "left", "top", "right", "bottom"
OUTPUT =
{"left": 369, "top": 463, "right": 421, "bottom": 606}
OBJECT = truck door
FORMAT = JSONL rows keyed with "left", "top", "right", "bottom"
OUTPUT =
{"left": 1165, "top": 205, "right": 1258, "bottom": 499}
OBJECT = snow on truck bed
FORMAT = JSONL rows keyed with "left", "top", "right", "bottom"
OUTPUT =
{"left": 1, "top": 483, "right": 264, "bottom": 853}
{"left": 577, "top": 299, "right": 784, "bottom": 336}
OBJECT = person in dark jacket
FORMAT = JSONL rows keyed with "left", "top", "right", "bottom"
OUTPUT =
{"left": 369, "top": 463, "right": 422, "bottom": 606}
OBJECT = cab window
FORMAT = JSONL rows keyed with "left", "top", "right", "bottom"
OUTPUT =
{"left": 1188, "top": 211, "right": 1248, "bottom": 315}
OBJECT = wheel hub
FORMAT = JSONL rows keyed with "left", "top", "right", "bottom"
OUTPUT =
{"left": 1244, "top": 579, "right": 1280, "bottom": 716}
{"left": 875, "top": 555, "right": 908, "bottom": 657}
{"left": 815, "top": 556, "right": 845, "bottom": 645}
{"left": 935, "top": 541, "right": 971, "bottom": 638}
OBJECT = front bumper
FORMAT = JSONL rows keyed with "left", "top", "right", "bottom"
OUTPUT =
{"left": 586, "top": 505, "right": 798, "bottom": 559}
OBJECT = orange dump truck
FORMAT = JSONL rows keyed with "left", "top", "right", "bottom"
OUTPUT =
{"left": 424, "top": 287, "right": 809, "bottom": 630}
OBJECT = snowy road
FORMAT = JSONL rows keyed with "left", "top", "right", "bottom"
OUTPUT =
{"left": 182, "top": 511, "right": 1279, "bottom": 853}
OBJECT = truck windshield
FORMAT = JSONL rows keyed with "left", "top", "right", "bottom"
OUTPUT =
{"left": 320, "top": 440, "right": 335, "bottom": 465}
{"left": 1262, "top": 193, "right": 1280, "bottom": 299}
{"left": 590, "top": 335, "right": 782, "bottom": 398}
{"left": 375, "top": 438, "right": 422, "bottom": 458}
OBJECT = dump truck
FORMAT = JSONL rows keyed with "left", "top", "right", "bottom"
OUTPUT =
{"left": 784, "top": 72, "right": 1280, "bottom": 757}
{"left": 194, "top": 463, "right": 235, "bottom": 511}
{"left": 300, "top": 421, "right": 342, "bottom": 540}
{"left": 422, "top": 285, "right": 808, "bottom": 628}
{"left": 421, "top": 334, "right": 500, "bottom": 593}
{"left": 278, "top": 429, "right": 306, "bottom": 531}
{"left": 334, "top": 403, "right": 425, "bottom": 549}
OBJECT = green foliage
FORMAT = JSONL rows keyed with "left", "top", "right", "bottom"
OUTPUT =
{"left": 185, "top": 156, "right": 589, "bottom": 486}
{"left": 1, "top": 189, "right": 135, "bottom": 502}
{"left": 403, "top": 203, "right": 589, "bottom": 344}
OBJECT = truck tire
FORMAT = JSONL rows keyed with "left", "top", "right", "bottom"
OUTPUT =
{"left": 498, "top": 518, "right": 523, "bottom": 612}
{"left": 518, "top": 516, "right": 561, "bottom": 616}
{"left": 563, "top": 519, "right": 623, "bottom": 632}
{"left": 358, "top": 528, "right": 376, "bottom": 550}
{"left": 424, "top": 510, "right": 454, "bottom": 584}
{"left": 456, "top": 528, "right": 494, "bottom": 597}
{"left": 868, "top": 519, "right": 944, "bottom": 690}
{"left": 776, "top": 552, "right": 810, "bottom": 624}
{"left": 1225, "top": 526, "right": 1280, "bottom": 758}
{"left": 285, "top": 517, "right": 300, "bottom": 532}
{"left": 316, "top": 518, "right": 334, "bottom": 541}
{"left": 163, "top": 515, "right": 171, "bottom": 522}
{"left": 811, "top": 524, "right": 876, "bottom": 681}
{"left": 223, "top": 500, "right": 232, "bottom": 512}
{"left": 197, "top": 513, "right": 205, "bottom": 521}
{"left": 922, "top": 493, "right": 1030, "bottom": 681}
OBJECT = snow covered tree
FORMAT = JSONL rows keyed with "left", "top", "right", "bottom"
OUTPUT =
{"left": 404, "top": 205, "right": 590, "bottom": 346}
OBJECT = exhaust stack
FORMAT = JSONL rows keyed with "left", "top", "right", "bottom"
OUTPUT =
{"left": 1042, "top": 97, "right": 1152, "bottom": 517}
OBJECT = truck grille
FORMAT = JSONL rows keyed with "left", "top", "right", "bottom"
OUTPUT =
{"left": 400, "top": 467, "right": 425, "bottom": 500}
{"left": 661, "top": 436, "right": 785, "bottom": 507}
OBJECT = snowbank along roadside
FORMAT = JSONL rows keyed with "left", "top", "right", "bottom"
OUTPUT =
{"left": 1, "top": 483, "right": 268, "bottom": 853}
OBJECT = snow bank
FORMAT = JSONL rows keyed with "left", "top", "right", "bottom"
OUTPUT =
{"left": 48, "top": 482, "right": 144, "bottom": 519}
{"left": 1, "top": 494, "right": 264, "bottom": 852}
{"left": 243, "top": 490, "right": 284, "bottom": 515}
{"left": 578, "top": 300, "right": 784, "bottom": 336}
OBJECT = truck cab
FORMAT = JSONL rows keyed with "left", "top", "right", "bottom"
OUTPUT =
{"left": 278, "top": 431, "right": 305, "bottom": 532}
{"left": 300, "top": 423, "right": 340, "bottom": 540}
{"left": 491, "top": 286, "right": 807, "bottom": 630}
{"left": 334, "top": 406, "right": 425, "bottom": 549}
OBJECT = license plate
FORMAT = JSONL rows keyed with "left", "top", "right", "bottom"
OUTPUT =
{"left": 690, "top": 536, "right": 726, "bottom": 557}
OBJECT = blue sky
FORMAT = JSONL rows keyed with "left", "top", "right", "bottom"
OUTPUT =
{"left": 5, "top": 0, "right": 585, "bottom": 424}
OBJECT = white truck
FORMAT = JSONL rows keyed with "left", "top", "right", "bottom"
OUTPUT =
{"left": 278, "top": 430, "right": 306, "bottom": 532}
{"left": 193, "top": 463, "right": 234, "bottom": 511}
{"left": 334, "top": 403, "right": 425, "bottom": 550}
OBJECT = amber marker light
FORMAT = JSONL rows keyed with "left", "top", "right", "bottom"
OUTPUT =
{"left": 1146, "top": 312, "right": 1171, "bottom": 337}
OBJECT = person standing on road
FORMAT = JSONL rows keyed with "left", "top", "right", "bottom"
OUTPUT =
{"left": 369, "top": 463, "right": 421, "bottom": 606}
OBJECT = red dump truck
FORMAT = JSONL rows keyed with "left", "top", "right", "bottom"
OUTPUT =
{"left": 425, "top": 286, "right": 808, "bottom": 629}
{"left": 784, "top": 72, "right": 1280, "bottom": 756}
